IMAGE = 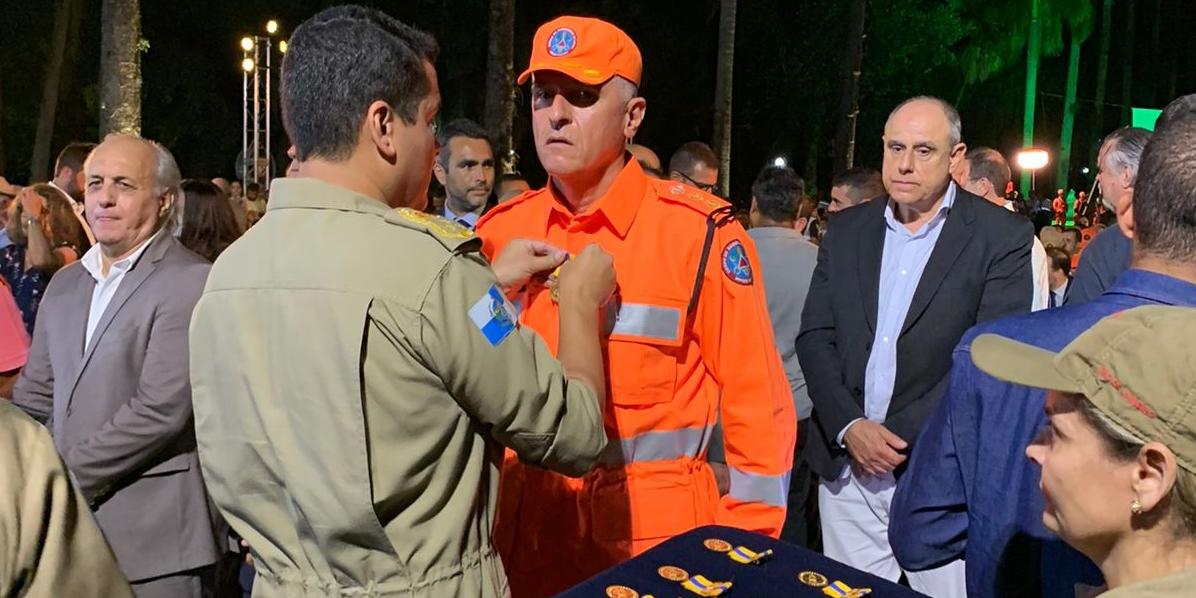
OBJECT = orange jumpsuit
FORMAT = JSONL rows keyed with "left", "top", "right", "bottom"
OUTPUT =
{"left": 476, "top": 159, "right": 796, "bottom": 597}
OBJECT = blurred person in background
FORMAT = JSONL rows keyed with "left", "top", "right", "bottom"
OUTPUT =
{"left": 1, "top": 184, "right": 86, "bottom": 335}
{"left": 179, "top": 179, "right": 243, "bottom": 263}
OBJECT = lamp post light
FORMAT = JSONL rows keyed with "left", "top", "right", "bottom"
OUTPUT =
{"left": 1015, "top": 148, "right": 1050, "bottom": 195}
{"left": 239, "top": 20, "right": 283, "bottom": 191}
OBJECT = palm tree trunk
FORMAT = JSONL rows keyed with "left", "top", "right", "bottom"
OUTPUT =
{"left": 100, "top": 0, "right": 142, "bottom": 135}
{"left": 31, "top": 0, "right": 73, "bottom": 182}
{"left": 1092, "top": 0, "right": 1112, "bottom": 163}
{"left": 1020, "top": 0, "right": 1042, "bottom": 197}
{"left": 833, "top": 0, "right": 868, "bottom": 174}
{"left": 484, "top": 0, "right": 516, "bottom": 174}
{"left": 712, "top": 0, "right": 737, "bottom": 197}
{"left": 0, "top": 62, "right": 6, "bottom": 176}
{"left": 1120, "top": 0, "right": 1135, "bottom": 125}
{"left": 1056, "top": 33, "right": 1082, "bottom": 189}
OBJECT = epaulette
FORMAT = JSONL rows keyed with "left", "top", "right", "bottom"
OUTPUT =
{"left": 384, "top": 207, "right": 480, "bottom": 252}
{"left": 474, "top": 189, "right": 540, "bottom": 230}
{"left": 653, "top": 179, "right": 731, "bottom": 217}
{"left": 648, "top": 180, "right": 740, "bottom": 314}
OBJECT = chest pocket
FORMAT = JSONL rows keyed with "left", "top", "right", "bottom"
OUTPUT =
{"left": 605, "top": 297, "right": 688, "bottom": 407}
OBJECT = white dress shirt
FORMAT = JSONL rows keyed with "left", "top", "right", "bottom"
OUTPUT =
{"left": 80, "top": 232, "right": 159, "bottom": 348}
{"left": 1004, "top": 200, "right": 1051, "bottom": 311}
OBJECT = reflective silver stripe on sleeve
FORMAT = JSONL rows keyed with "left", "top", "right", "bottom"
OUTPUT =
{"left": 597, "top": 425, "right": 713, "bottom": 467}
{"left": 611, "top": 303, "right": 682, "bottom": 342}
{"left": 728, "top": 467, "right": 789, "bottom": 508}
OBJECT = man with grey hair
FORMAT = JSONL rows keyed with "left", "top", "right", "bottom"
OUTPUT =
{"left": 1066, "top": 126, "right": 1152, "bottom": 305}
{"left": 13, "top": 134, "right": 223, "bottom": 597}
{"left": 956, "top": 147, "right": 1052, "bottom": 310}
{"left": 799, "top": 96, "right": 1031, "bottom": 596}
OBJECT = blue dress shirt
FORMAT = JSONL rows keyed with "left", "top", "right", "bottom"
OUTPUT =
{"left": 838, "top": 185, "right": 957, "bottom": 453}
{"left": 889, "top": 269, "right": 1196, "bottom": 598}
{"left": 443, "top": 205, "right": 480, "bottom": 230}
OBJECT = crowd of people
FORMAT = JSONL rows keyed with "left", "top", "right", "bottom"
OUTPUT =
{"left": 1, "top": 5, "right": 1196, "bottom": 598}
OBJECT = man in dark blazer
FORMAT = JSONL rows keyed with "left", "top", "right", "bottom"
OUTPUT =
{"left": 796, "top": 97, "right": 1031, "bottom": 597}
{"left": 13, "top": 135, "right": 223, "bottom": 597}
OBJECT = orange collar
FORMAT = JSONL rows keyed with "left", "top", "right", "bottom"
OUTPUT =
{"left": 544, "top": 157, "right": 648, "bottom": 238}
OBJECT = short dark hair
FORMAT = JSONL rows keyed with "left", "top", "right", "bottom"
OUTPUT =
{"left": 54, "top": 142, "right": 96, "bottom": 175}
{"left": 1133, "top": 112, "right": 1196, "bottom": 262}
{"left": 1045, "top": 246, "right": 1072, "bottom": 276}
{"left": 282, "top": 5, "right": 438, "bottom": 162}
{"left": 436, "top": 118, "right": 492, "bottom": 166}
{"left": 1156, "top": 94, "right": 1196, "bottom": 133}
{"left": 751, "top": 166, "right": 805, "bottom": 222}
{"left": 668, "top": 141, "right": 718, "bottom": 178}
{"left": 964, "top": 147, "right": 1011, "bottom": 193}
{"left": 831, "top": 166, "right": 885, "bottom": 199}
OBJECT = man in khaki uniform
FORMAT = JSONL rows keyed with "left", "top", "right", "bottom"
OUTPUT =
{"left": 189, "top": 6, "right": 613, "bottom": 597}
{"left": 0, "top": 400, "right": 134, "bottom": 597}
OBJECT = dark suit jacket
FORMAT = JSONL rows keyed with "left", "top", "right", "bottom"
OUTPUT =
{"left": 13, "top": 232, "right": 223, "bottom": 582}
{"left": 796, "top": 188, "right": 1032, "bottom": 481}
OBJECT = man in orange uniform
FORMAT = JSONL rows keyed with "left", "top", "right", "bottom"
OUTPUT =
{"left": 476, "top": 16, "right": 796, "bottom": 597}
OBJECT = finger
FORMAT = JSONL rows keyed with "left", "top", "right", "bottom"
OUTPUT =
{"left": 523, "top": 239, "right": 566, "bottom": 260}
{"left": 878, "top": 446, "right": 905, "bottom": 469}
{"left": 880, "top": 427, "right": 909, "bottom": 450}
{"left": 524, "top": 253, "right": 567, "bottom": 274}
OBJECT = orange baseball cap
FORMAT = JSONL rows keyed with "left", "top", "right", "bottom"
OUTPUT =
{"left": 517, "top": 16, "right": 642, "bottom": 87}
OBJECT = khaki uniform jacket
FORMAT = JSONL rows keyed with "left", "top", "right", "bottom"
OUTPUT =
{"left": 190, "top": 179, "right": 606, "bottom": 597}
{"left": 0, "top": 400, "right": 133, "bottom": 597}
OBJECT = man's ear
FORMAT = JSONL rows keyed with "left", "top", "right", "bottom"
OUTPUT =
{"left": 796, "top": 216, "right": 810, "bottom": 234}
{"left": 432, "top": 161, "right": 447, "bottom": 186}
{"left": 365, "top": 100, "right": 398, "bottom": 163}
{"left": 624, "top": 97, "right": 647, "bottom": 140}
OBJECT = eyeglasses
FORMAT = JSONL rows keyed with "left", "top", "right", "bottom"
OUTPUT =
{"left": 676, "top": 170, "right": 719, "bottom": 195}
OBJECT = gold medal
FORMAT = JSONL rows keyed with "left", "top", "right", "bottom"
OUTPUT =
{"left": 657, "top": 565, "right": 689, "bottom": 581}
{"left": 798, "top": 571, "right": 828, "bottom": 587}
{"left": 605, "top": 585, "right": 639, "bottom": 598}
{"left": 703, "top": 538, "right": 732, "bottom": 553}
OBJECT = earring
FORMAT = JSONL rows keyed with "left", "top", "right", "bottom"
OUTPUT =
{"left": 1131, "top": 499, "right": 1143, "bottom": 515}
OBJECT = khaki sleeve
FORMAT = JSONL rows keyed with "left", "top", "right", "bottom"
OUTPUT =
{"left": 0, "top": 403, "right": 134, "bottom": 598}
{"left": 411, "top": 252, "right": 607, "bottom": 477}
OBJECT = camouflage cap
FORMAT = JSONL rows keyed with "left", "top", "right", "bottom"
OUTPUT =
{"left": 972, "top": 305, "right": 1196, "bottom": 472}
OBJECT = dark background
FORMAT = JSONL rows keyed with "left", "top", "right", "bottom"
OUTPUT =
{"left": 2, "top": 0, "right": 1191, "bottom": 206}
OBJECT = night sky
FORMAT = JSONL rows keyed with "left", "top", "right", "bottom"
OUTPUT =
{"left": 2, "top": 0, "right": 1192, "bottom": 204}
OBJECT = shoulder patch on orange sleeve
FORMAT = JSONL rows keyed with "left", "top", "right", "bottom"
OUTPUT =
{"left": 720, "top": 239, "right": 754, "bottom": 285}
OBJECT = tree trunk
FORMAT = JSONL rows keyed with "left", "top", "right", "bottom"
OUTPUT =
{"left": 100, "top": 0, "right": 141, "bottom": 136}
{"left": 31, "top": 0, "right": 73, "bottom": 182}
{"left": 1092, "top": 0, "right": 1112, "bottom": 162}
{"left": 1056, "top": 33, "right": 1082, "bottom": 189}
{"left": 1020, "top": 0, "right": 1042, "bottom": 197}
{"left": 0, "top": 61, "right": 5, "bottom": 176}
{"left": 484, "top": 0, "right": 516, "bottom": 174}
{"left": 1120, "top": 0, "right": 1135, "bottom": 125}
{"left": 833, "top": 0, "right": 867, "bottom": 174}
{"left": 712, "top": 0, "right": 737, "bottom": 197}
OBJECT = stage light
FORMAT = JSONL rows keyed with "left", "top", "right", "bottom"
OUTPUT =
{"left": 772, "top": 156, "right": 787, "bottom": 168}
{"left": 278, "top": 40, "right": 288, "bottom": 54}
{"left": 266, "top": 20, "right": 279, "bottom": 35}
{"left": 240, "top": 37, "right": 254, "bottom": 51}
{"left": 242, "top": 58, "right": 255, "bottom": 72}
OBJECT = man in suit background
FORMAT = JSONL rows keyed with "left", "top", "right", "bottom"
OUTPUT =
{"left": 13, "top": 134, "right": 223, "bottom": 597}
{"left": 796, "top": 96, "right": 1032, "bottom": 596}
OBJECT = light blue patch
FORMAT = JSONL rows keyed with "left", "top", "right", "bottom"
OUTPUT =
{"left": 547, "top": 27, "right": 577, "bottom": 57}
{"left": 721, "top": 240, "right": 753, "bottom": 285}
{"left": 469, "top": 285, "right": 517, "bottom": 346}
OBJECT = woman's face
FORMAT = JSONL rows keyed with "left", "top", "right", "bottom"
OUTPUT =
{"left": 1025, "top": 392, "right": 1139, "bottom": 557}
